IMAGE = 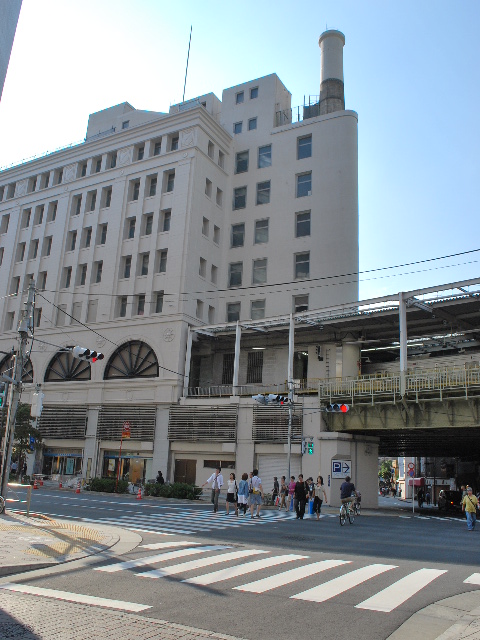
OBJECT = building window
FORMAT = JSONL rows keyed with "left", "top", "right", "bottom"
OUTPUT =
{"left": 109, "top": 151, "right": 117, "bottom": 169}
{"left": 10, "top": 276, "right": 20, "bottom": 296}
{"left": 5, "top": 312, "right": 15, "bottom": 331}
{"left": 79, "top": 264, "right": 87, "bottom": 286}
{"left": 296, "top": 210, "right": 311, "bottom": 237}
{"left": 162, "top": 210, "right": 171, "bottom": 232}
{"left": 47, "top": 201, "right": 57, "bottom": 222}
{"left": 254, "top": 219, "right": 269, "bottom": 244}
{"left": 170, "top": 135, "right": 179, "bottom": 151}
{"left": 148, "top": 175, "right": 157, "bottom": 197}
{"left": 0, "top": 247, "right": 3, "bottom": 265}
{"left": 127, "top": 217, "right": 136, "bottom": 239}
{"left": 196, "top": 299, "right": 204, "bottom": 319}
{"left": 119, "top": 296, "right": 127, "bottom": 317}
{"left": 233, "top": 122, "right": 243, "bottom": 135}
{"left": 296, "top": 172, "right": 312, "bottom": 197}
{"left": 236, "top": 91, "right": 244, "bottom": 104}
{"left": 252, "top": 258, "right": 267, "bottom": 284}
{"left": 227, "top": 302, "right": 240, "bottom": 322}
{"left": 29, "top": 239, "right": 39, "bottom": 260}
{"left": 72, "top": 195, "right": 82, "bottom": 216}
{"left": 140, "top": 253, "right": 149, "bottom": 276}
{"left": 144, "top": 214, "right": 153, "bottom": 236}
{"left": 68, "top": 230, "right": 77, "bottom": 251}
{"left": 235, "top": 150, "right": 249, "bottom": 174}
{"left": 295, "top": 252, "right": 310, "bottom": 279}
{"left": 137, "top": 146, "right": 145, "bottom": 161}
{"left": 211, "top": 264, "right": 218, "bottom": 284}
{"left": 34, "top": 205, "right": 44, "bottom": 225}
{"left": 103, "top": 187, "right": 112, "bottom": 208}
{"left": 208, "top": 305, "right": 215, "bottom": 323}
{"left": 0, "top": 214, "right": 10, "bottom": 234}
{"left": 294, "top": 295, "right": 309, "bottom": 312}
{"left": 256, "top": 180, "right": 271, "bottom": 205}
{"left": 95, "top": 158, "right": 102, "bottom": 173}
{"left": 250, "top": 87, "right": 258, "bottom": 99}
{"left": 80, "top": 162, "right": 87, "bottom": 177}
{"left": 248, "top": 117, "right": 257, "bottom": 131}
{"left": 137, "top": 295, "right": 145, "bottom": 316}
{"left": 233, "top": 186, "right": 246, "bottom": 210}
{"left": 298, "top": 134, "right": 312, "bottom": 159}
{"left": 153, "top": 140, "right": 162, "bottom": 156}
{"left": 216, "top": 188, "right": 223, "bottom": 207}
{"left": 218, "top": 150, "right": 225, "bottom": 168}
{"left": 132, "top": 180, "right": 140, "bottom": 201}
{"left": 43, "top": 236, "right": 52, "bottom": 257}
{"left": 251, "top": 299, "right": 265, "bottom": 320}
{"left": 247, "top": 351, "right": 263, "bottom": 384}
{"left": 228, "top": 262, "right": 243, "bottom": 287}
{"left": 55, "top": 169, "right": 63, "bottom": 185}
{"left": 39, "top": 271, "right": 47, "bottom": 291}
{"left": 122, "top": 120, "right": 129, "bottom": 129}
{"left": 198, "top": 257, "right": 207, "bottom": 278}
{"left": 99, "top": 224, "right": 108, "bottom": 245}
{"left": 16, "top": 243, "right": 25, "bottom": 262}
{"left": 258, "top": 145, "right": 272, "bottom": 168}
{"left": 158, "top": 249, "right": 168, "bottom": 273}
{"left": 71, "top": 301, "right": 82, "bottom": 325}
{"left": 123, "top": 256, "right": 132, "bottom": 279}
{"left": 95, "top": 261, "right": 103, "bottom": 284}
{"left": 87, "top": 300, "right": 98, "bottom": 323}
{"left": 154, "top": 291, "right": 164, "bottom": 313}
{"left": 213, "top": 225, "right": 220, "bottom": 244}
{"left": 34, "top": 308, "right": 42, "bottom": 328}
{"left": 208, "top": 141, "right": 214, "bottom": 158}
{"left": 202, "top": 217, "right": 209, "bottom": 237}
{"left": 205, "top": 178, "right": 212, "bottom": 198}
{"left": 165, "top": 171, "right": 175, "bottom": 192}
{"left": 42, "top": 173, "right": 50, "bottom": 189}
{"left": 64, "top": 267, "right": 72, "bottom": 288}
{"left": 84, "top": 227, "right": 92, "bottom": 248}
{"left": 21, "top": 209, "right": 31, "bottom": 228}
{"left": 231, "top": 223, "right": 245, "bottom": 248}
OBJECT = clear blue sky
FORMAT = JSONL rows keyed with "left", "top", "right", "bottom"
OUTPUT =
{"left": 1, "top": 0, "right": 479, "bottom": 301}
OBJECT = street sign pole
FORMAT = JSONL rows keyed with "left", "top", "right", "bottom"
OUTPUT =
{"left": 115, "top": 421, "right": 131, "bottom": 491}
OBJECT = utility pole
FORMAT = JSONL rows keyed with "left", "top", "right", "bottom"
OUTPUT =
{"left": 0, "top": 281, "right": 35, "bottom": 499}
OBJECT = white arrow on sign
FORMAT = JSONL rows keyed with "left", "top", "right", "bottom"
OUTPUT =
{"left": 342, "top": 462, "right": 350, "bottom": 473}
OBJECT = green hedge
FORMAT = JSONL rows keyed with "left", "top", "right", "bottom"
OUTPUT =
{"left": 144, "top": 482, "right": 202, "bottom": 500}
{"left": 85, "top": 478, "right": 129, "bottom": 493}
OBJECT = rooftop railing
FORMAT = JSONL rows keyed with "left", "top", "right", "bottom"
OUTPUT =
{"left": 275, "top": 95, "right": 320, "bottom": 127}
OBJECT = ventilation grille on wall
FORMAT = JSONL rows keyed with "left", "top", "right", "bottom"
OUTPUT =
{"left": 252, "top": 405, "right": 303, "bottom": 443}
{"left": 97, "top": 405, "right": 156, "bottom": 441}
{"left": 168, "top": 405, "right": 238, "bottom": 442}
{"left": 37, "top": 406, "right": 87, "bottom": 439}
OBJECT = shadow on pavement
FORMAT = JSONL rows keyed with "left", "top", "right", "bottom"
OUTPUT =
{"left": 0, "top": 608, "right": 43, "bottom": 639}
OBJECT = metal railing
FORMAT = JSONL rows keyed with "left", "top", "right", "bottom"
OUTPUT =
{"left": 187, "top": 383, "right": 288, "bottom": 398}
{"left": 275, "top": 96, "right": 320, "bottom": 127}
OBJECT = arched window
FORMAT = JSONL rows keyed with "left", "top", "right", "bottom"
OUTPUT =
{"left": 104, "top": 340, "right": 158, "bottom": 379}
{"left": 44, "top": 348, "right": 91, "bottom": 382}
{"left": 0, "top": 353, "right": 34, "bottom": 383}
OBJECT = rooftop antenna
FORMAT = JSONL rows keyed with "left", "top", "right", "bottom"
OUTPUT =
{"left": 182, "top": 25, "right": 193, "bottom": 103}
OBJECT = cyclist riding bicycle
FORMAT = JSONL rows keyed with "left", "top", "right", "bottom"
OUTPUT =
{"left": 340, "top": 476, "right": 356, "bottom": 511}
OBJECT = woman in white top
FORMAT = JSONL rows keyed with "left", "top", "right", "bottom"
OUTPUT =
{"left": 225, "top": 472, "right": 239, "bottom": 516}
{"left": 313, "top": 475, "right": 328, "bottom": 520}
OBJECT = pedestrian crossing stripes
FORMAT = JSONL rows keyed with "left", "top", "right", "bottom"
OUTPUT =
{"left": 94, "top": 541, "right": 480, "bottom": 613}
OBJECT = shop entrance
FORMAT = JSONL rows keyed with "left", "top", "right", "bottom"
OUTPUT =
{"left": 102, "top": 452, "right": 152, "bottom": 484}
{"left": 42, "top": 450, "right": 83, "bottom": 476}
{"left": 174, "top": 459, "right": 196, "bottom": 484}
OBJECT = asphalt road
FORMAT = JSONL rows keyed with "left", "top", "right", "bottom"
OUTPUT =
{"left": 5, "top": 489, "right": 478, "bottom": 640}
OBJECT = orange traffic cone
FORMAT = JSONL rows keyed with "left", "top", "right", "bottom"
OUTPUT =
{"left": 75, "top": 479, "right": 81, "bottom": 494}
{"left": 33, "top": 478, "right": 38, "bottom": 490}
{"left": 39, "top": 478, "right": 44, "bottom": 486}
{"left": 136, "top": 487, "right": 142, "bottom": 500}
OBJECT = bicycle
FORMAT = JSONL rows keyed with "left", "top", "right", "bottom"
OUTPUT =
{"left": 0, "top": 494, "right": 5, "bottom": 514}
{"left": 352, "top": 495, "right": 361, "bottom": 516}
{"left": 339, "top": 500, "right": 355, "bottom": 525}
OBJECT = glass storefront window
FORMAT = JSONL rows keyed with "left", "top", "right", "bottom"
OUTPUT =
{"left": 42, "top": 450, "right": 83, "bottom": 476}
{"left": 102, "top": 452, "right": 152, "bottom": 484}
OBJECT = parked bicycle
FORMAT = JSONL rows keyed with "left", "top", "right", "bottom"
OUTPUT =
{"left": 339, "top": 500, "right": 355, "bottom": 525}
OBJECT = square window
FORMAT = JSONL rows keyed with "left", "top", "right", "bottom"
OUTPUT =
{"left": 0, "top": 213, "right": 10, "bottom": 234}
{"left": 295, "top": 252, "right": 310, "bottom": 279}
{"left": 218, "top": 150, "right": 225, "bottom": 169}
{"left": 250, "top": 87, "right": 258, "bottom": 99}
{"left": 95, "top": 158, "right": 102, "bottom": 173}
{"left": 34, "top": 205, "right": 44, "bottom": 225}
{"left": 298, "top": 134, "right": 312, "bottom": 160}
{"left": 247, "top": 351, "right": 263, "bottom": 383}
{"left": 211, "top": 264, "right": 218, "bottom": 284}
{"left": 21, "top": 208, "right": 31, "bottom": 228}
{"left": 254, "top": 219, "right": 269, "bottom": 244}
{"left": 158, "top": 249, "right": 168, "bottom": 273}
{"left": 231, "top": 223, "right": 245, "bottom": 248}
{"left": 122, "top": 120, "right": 129, "bottom": 129}
{"left": 88, "top": 191, "right": 97, "bottom": 211}
{"left": 123, "top": 255, "right": 132, "bottom": 278}
{"left": 109, "top": 151, "right": 117, "bottom": 169}
{"left": 162, "top": 210, "right": 171, "bottom": 232}
{"left": 208, "top": 305, "right": 215, "bottom": 323}
{"left": 258, "top": 145, "right": 272, "bottom": 168}
{"left": 29, "top": 239, "right": 39, "bottom": 260}
{"left": 227, "top": 302, "right": 240, "bottom": 322}
{"left": 233, "top": 122, "right": 243, "bottom": 135}
{"left": 170, "top": 136, "right": 179, "bottom": 151}
{"left": 16, "top": 242, "right": 25, "bottom": 262}
{"left": 119, "top": 296, "right": 128, "bottom": 317}
{"left": 137, "top": 146, "right": 145, "bottom": 161}
{"left": 256, "top": 180, "right": 271, "bottom": 205}
{"left": 64, "top": 267, "right": 72, "bottom": 288}
{"left": 196, "top": 299, "right": 204, "bottom": 319}
{"left": 79, "top": 264, "right": 87, "bottom": 286}
{"left": 202, "top": 217, "right": 209, "bottom": 236}
{"left": 251, "top": 299, "right": 265, "bottom": 320}
{"left": 153, "top": 140, "right": 162, "bottom": 156}
{"left": 235, "top": 150, "right": 249, "bottom": 174}
{"left": 95, "top": 261, "right": 103, "bottom": 283}
{"left": 229, "top": 262, "right": 243, "bottom": 287}
{"left": 154, "top": 291, "right": 164, "bottom": 314}
{"left": 216, "top": 188, "right": 223, "bottom": 207}
{"left": 296, "top": 210, "right": 311, "bottom": 237}
{"left": 199, "top": 257, "right": 207, "bottom": 278}
{"left": 132, "top": 180, "right": 140, "bottom": 201}
{"left": 68, "top": 230, "right": 77, "bottom": 251}
{"left": 148, "top": 176, "right": 157, "bottom": 197}
{"left": 144, "top": 214, "right": 153, "bottom": 235}
{"left": 233, "top": 186, "right": 246, "bottom": 210}
{"left": 127, "top": 217, "right": 136, "bottom": 239}
{"left": 42, "top": 173, "right": 50, "bottom": 189}
{"left": 208, "top": 141, "right": 214, "bottom": 158}
{"left": 47, "top": 201, "right": 57, "bottom": 222}
{"left": 165, "top": 171, "right": 175, "bottom": 192}
{"left": 296, "top": 172, "right": 312, "bottom": 198}
{"left": 43, "top": 236, "right": 52, "bottom": 257}
{"left": 236, "top": 91, "right": 244, "bottom": 104}
{"left": 294, "top": 295, "right": 309, "bottom": 312}
{"left": 99, "top": 224, "right": 108, "bottom": 245}
{"left": 72, "top": 195, "right": 82, "bottom": 216}
{"left": 84, "top": 227, "right": 92, "bottom": 248}
{"left": 205, "top": 178, "right": 212, "bottom": 198}
{"left": 213, "top": 225, "right": 220, "bottom": 244}
{"left": 248, "top": 117, "right": 257, "bottom": 131}
{"left": 102, "top": 186, "right": 112, "bottom": 208}
{"left": 252, "top": 258, "right": 267, "bottom": 284}
{"left": 137, "top": 294, "right": 145, "bottom": 315}
{"left": 140, "top": 253, "right": 149, "bottom": 276}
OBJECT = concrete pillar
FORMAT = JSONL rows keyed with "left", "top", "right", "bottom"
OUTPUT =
{"left": 232, "top": 322, "right": 241, "bottom": 395}
{"left": 152, "top": 405, "right": 170, "bottom": 481}
{"left": 318, "top": 30, "right": 345, "bottom": 115}
{"left": 84, "top": 406, "right": 100, "bottom": 479}
{"left": 183, "top": 327, "right": 193, "bottom": 397}
{"left": 399, "top": 292, "right": 408, "bottom": 395}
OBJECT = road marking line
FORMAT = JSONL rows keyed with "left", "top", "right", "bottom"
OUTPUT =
{"left": 125, "top": 527, "right": 174, "bottom": 536}
{"left": 0, "top": 583, "right": 151, "bottom": 612}
{"left": 95, "top": 545, "right": 231, "bottom": 572}
{"left": 356, "top": 568, "right": 447, "bottom": 612}
{"left": 140, "top": 540, "right": 200, "bottom": 550}
{"left": 234, "top": 559, "right": 351, "bottom": 593}
{"left": 291, "top": 564, "right": 397, "bottom": 603}
{"left": 137, "top": 549, "right": 268, "bottom": 578}
{"left": 464, "top": 573, "right": 480, "bottom": 585}
{"left": 183, "top": 554, "right": 307, "bottom": 585}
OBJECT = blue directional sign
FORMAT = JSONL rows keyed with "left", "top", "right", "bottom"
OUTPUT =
{"left": 331, "top": 459, "right": 352, "bottom": 479}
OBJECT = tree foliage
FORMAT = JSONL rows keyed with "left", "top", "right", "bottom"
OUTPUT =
{"left": 378, "top": 460, "right": 394, "bottom": 482}
{"left": 12, "top": 403, "right": 42, "bottom": 476}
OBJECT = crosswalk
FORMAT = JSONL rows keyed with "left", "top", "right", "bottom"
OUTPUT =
{"left": 94, "top": 541, "right": 477, "bottom": 613}
{"left": 78, "top": 506, "right": 301, "bottom": 536}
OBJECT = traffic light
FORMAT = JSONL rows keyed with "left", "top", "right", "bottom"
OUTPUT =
{"left": 72, "top": 346, "right": 104, "bottom": 363}
{"left": 252, "top": 394, "right": 269, "bottom": 404}
{"left": 301, "top": 440, "right": 307, "bottom": 454}
{"left": 30, "top": 390, "right": 44, "bottom": 418}
{"left": 252, "top": 394, "right": 291, "bottom": 405}
{"left": 324, "top": 403, "right": 349, "bottom": 413}
{"left": 308, "top": 440, "right": 314, "bottom": 455}
{"left": 29, "top": 436, "right": 36, "bottom": 451}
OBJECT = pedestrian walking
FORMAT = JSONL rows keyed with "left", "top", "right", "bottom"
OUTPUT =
{"left": 237, "top": 472, "right": 249, "bottom": 515}
{"left": 462, "top": 486, "right": 478, "bottom": 531}
{"left": 425, "top": 491, "right": 431, "bottom": 506}
{"left": 225, "top": 473, "right": 239, "bottom": 516}
{"left": 202, "top": 467, "right": 224, "bottom": 513}
{"left": 248, "top": 469, "right": 264, "bottom": 519}
{"left": 313, "top": 475, "right": 327, "bottom": 520}
{"left": 294, "top": 474, "right": 308, "bottom": 519}
{"left": 156, "top": 470, "right": 165, "bottom": 485}
{"left": 272, "top": 476, "right": 279, "bottom": 505}
{"left": 278, "top": 476, "right": 287, "bottom": 510}
{"left": 287, "top": 475, "right": 296, "bottom": 511}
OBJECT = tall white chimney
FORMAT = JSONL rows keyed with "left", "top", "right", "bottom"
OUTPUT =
{"left": 318, "top": 30, "right": 345, "bottom": 115}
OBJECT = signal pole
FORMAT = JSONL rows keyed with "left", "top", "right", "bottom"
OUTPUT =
{"left": 0, "top": 280, "right": 35, "bottom": 498}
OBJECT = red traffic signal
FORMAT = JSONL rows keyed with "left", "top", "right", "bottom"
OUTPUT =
{"left": 325, "top": 403, "right": 349, "bottom": 413}
{"left": 72, "top": 346, "right": 104, "bottom": 362}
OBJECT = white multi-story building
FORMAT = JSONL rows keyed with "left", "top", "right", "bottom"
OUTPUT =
{"left": 0, "top": 30, "right": 361, "bottom": 491}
